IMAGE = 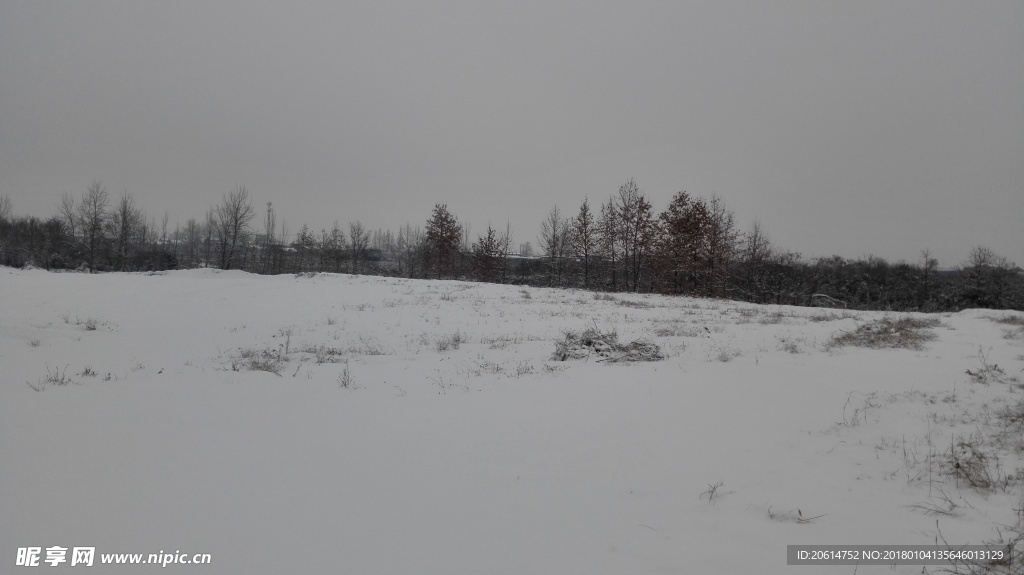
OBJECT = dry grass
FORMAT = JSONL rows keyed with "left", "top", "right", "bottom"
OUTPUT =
{"left": 435, "top": 331, "right": 463, "bottom": 352}
{"left": 617, "top": 299, "right": 654, "bottom": 309}
{"left": 59, "top": 313, "right": 110, "bottom": 331}
{"left": 991, "top": 315, "right": 1024, "bottom": 327}
{"left": 714, "top": 347, "right": 741, "bottom": 362}
{"left": 998, "top": 399, "right": 1024, "bottom": 432}
{"left": 348, "top": 336, "right": 392, "bottom": 356}
{"left": 652, "top": 319, "right": 705, "bottom": 338}
{"left": 988, "top": 315, "right": 1024, "bottom": 342}
{"left": 808, "top": 311, "right": 857, "bottom": 322}
{"left": 26, "top": 364, "right": 75, "bottom": 391}
{"left": 829, "top": 316, "right": 941, "bottom": 350}
{"left": 966, "top": 348, "right": 1010, "bottom": 385}
{"left": 232, "top": 347, "right": 284, "bottom": 375}
{"left": 303, "top": 344, "right": 345, "bottom": 364}
{"left": 553, "top": 328, "right": 663, "bottom": 363}
{"left": 337, "top": 360, "right": 355, "bottom": 389}
{"left": 481, "top": 334, "right": 523, "bottom": 350}
{"left": 948, "top": 437, "right": 996, "bottom": 491}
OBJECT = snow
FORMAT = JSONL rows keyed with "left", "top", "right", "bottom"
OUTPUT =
{"left": 2, "top": 267, "right": 1022, "bottom": 573}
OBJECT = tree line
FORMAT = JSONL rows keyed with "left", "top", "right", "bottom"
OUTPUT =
{"left": 1, "top": 180, "right": 1021, "bottom": 312}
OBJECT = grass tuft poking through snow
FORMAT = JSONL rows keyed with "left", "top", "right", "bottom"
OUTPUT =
{"left": 232, "top": 347, "right": 285, "bottom": 375}
{"left": 26, "top": 363, "right": 74, "bottom": 391}
{"left": 435, "top": 331, "right": 463, "bottom": 352}
{"left": 829, "top": 316, "right": 941, "bottom": 350}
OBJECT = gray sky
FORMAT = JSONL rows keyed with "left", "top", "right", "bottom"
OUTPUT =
{"left": 2, "top": 0, "right": 1021, "bottom": 267}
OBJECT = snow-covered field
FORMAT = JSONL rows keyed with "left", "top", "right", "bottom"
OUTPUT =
{"left": 3, "top": 267, "right": 1023, "bottom": 574}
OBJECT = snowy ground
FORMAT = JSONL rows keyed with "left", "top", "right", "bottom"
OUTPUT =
{"left": 2, "top": 267, "right": 1023, "bottom": 574}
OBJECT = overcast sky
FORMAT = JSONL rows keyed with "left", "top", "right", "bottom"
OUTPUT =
{"left": 1, "top": 0, "right": 1021, "bottom": 267}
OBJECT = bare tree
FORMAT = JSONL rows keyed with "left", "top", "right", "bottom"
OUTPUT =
{"left": 963, "top": 245, "right": 1016, "bottom": 308}
{"left": 279, "top": 219, "right": 290, "bottom": 272}
{"left": 318, "top": 229, "right": 331, "bottom": 272}
{"left": 967, "top": 245, "right": 999, "bottom": 269}
{"left": 597, "top": 197, "right": 619, "bottom": 290}
{"left": 328, "top": 221, "right": 347, "bottom": 273}
{"left": 703, "top": 194, "right": 740, "bottom": 297}
{"left": 397, "top": 223, "right": 423, "bottom": 278}
{"left": 372, "top": 228, "right": 395, "bottom": 255}
{"left": 615, "top": 180, "right": 655, "bottom": 292}
{"left": 918, "top": 248, "right": 938, "bottom": 309}
{"left": 0, "top": 195, "right": 12, "bottom": 265}
{"left": 213, "top": 185, "right": 255, "bottom": 270}
{"left": 348, "top": 220, "right": 370, "bottom": 274}
{"left": 738, "top": 220, "right": 774, "bottom": 303}
{"left": 77, "top": 181, "right": 109, "bottom": 272}
{"left": 539, "top": 205, "right": 570, "bottom": 286}
{"left": 184, "top": 218, "right": 200, "bottom": 268}
{"left": 396, "top": 224, "right": 410, "bottom": 277}
{"left": 138, "top": 213, "right": 153, "bottom": 253}
{"left": 58, "top": 192, "right": 77, "bottom": 238}
{"left": 201, "top": 209, "right": 212, "bottom": 267}
{"left": 262, "top": 201, "right": 276, "bottom": 274}
{"left": 615, "top": 182, "right": 640, "bottom": 289}
{"left": 459, "top": 222, "right": 473, "bottom": 277}
{"left": 171, "top": 222, "right": 180, "bottom": 262}
{"left": 295, "top": 224, "right": 314, "bottom": 271}
{"left": 497, "top": 221, "right": 513, "bottom": 283}
{"left": 632, "top": 195, "right": 656, "bottom": 292}
{"left": 108, "top": 191, "right": 142, "bottom": 270}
